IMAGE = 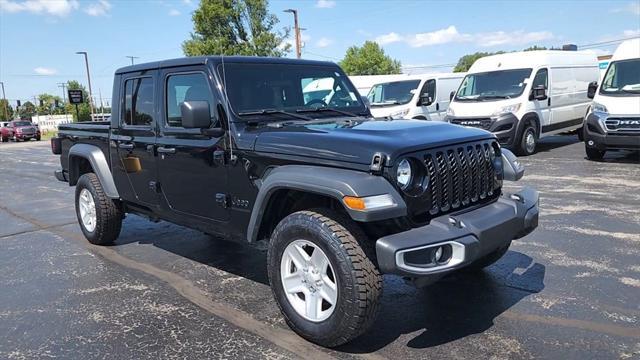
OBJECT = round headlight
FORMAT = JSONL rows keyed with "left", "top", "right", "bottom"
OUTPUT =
{"left": 396, "top": 159, "right": 413, "bottom": 190}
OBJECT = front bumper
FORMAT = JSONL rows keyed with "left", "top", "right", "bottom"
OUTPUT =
{"left": 584, "top": 113, "right": 640, "bottom": 151}
{"left": 54, "top": 169, "right": 68, "bottom": 182}
{"left": 376, "top": 186, "right": 538, "bottom": 276}
{"left": 446, "top": 113, "right": 519, "bottom": 147}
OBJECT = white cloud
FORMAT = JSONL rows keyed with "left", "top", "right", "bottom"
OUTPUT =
{"left": 611, "top": 2, "right": 640, "bottom": 15}
{"left": 315, "top": 37, "right": 332, "bottom": 48}
{"left": 375, "top": 32, "right": 402, "bottom": 45}
{"left": 315, "top": 0, "right": 335, "bottom": 9}
{"left": 33, "top": 67, "right": 57, "bottom": 75}
{"left": 168, "top": 8, "right": 180, "bottom": 16}
{"left": 623, "top": 29, "right": 640, "bottom": 37}
{"left": 84, "top": 0, "right": 111, "bottom": 16}
{"left": 0, "top": 0, "right": 79, "bottom": 17}
{"left": 374, "top": 25, "right": 554, "bottom": 48}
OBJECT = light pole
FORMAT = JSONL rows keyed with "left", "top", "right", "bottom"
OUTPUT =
{"left": 76, "top": 51, "right": 95, "bottom": 120}
{"left": 0, "top": 81, "right": 8, "bottom": 120}
{"left": 126, "top": 56, "right": 139, "bottom": 65}
{"left": 283, "top": 9, "right": 301, "bottom": 59}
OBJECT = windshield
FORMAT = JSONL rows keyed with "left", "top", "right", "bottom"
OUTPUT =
{"left": 367, "top": 80, "right": 420, "bottom": 106}
{"left": 600, "top": 59, "right": 640, "bottom": 95}
{"left": 218, "top": 63, "right": 365, "bottom": 120}
{"left": 455, "top": 68, "right": 532, "bottom": 101}
{"left": 13, "top": 121, "right": 31, "bottom": 127}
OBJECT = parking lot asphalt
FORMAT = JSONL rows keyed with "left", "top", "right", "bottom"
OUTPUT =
{"left": 0, "top": 138, "right": 639, "bottom": 359}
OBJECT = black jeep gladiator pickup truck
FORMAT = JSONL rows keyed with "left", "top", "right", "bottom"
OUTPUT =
{"left": 52, "top": 56, "right": 539, "bottom": 347}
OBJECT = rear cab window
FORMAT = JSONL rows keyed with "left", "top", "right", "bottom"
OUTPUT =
{"left": 122, "top": 77, "right": 154, "bottom": 127}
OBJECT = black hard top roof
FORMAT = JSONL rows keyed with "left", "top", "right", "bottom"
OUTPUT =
{"left": 115, "top": 56, "right": 337, "bottom": 74}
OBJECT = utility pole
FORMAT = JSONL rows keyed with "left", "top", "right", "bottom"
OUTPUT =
{"left": 76, "top": 51, "right": 95, "bottom": 121}
{"left": 126, "top": 56, "right": 139, "bottom": 65}
{"left": 284, "top": 9, "right": 301, "bottom": 59}
{"left": 0, "top": 81, "right": 8, "bottom": 120}
{"left": 58, "top": 82, "right": 69, "bottom": 121}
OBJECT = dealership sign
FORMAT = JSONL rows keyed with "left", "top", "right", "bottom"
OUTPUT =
{"left": 68, "top": 89, "right": 84, "bottom": 104}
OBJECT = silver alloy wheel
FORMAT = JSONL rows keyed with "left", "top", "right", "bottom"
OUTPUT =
{"left": 78, "top": 188, "right": 97, "bottom": 232}
{"left": 525, "top": 130, "right": 536, "bottom": 153}
{"left": 280, "top": 239, "right": 338, "bottom": 322}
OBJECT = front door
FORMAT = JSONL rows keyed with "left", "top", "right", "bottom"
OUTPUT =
{"left": 156, "top": 66, "right": 229, "bottom": 222}
{"left": 418, "top": 79, "right": 438, "bottom": 120}
{"left": 530, "top": 68, "right": 550, "bottom": 129}
{"left": 111, "top": 73, "right": 159, "bottom": 207}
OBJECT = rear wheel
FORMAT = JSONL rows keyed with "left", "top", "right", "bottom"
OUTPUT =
{"left": 585, "top": 146, "right": 605, "bottom": 160}
{"left": 75, "top": 173, "right": 123, "bottom": 245}
{"left": 516, "top": 122, "right": 537, "bottom": 156}
{"left": 268, "top": 209, "right": 382, "bottom": 347}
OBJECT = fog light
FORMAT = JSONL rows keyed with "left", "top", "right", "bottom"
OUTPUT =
{"left": 434, "top": 247, "right": 443, "bottom": 262}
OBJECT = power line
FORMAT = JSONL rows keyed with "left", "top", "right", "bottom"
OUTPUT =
{"left": 577, "top": 35, "right": 640, "bottom": 49}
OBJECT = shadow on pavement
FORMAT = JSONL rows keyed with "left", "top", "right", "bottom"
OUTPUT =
{"left": 534, "top": 134, "right": 581, "bottom": 153}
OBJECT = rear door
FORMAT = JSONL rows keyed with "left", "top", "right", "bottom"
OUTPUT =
{"left": 110, "top": 72, "right": 160, "bottom": 207}
{"left": 156, "top": 65, "right": 229, "bottom": 222}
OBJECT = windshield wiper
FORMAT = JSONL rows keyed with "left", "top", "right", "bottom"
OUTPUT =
{"left": 238, "top": 109, "right": 312, "bottom": 121}
{"left": 478, "top": 95, "right": 511, "bottom": 100}
{"left": 296, "top": 107, "right": 359, "bottom": 117}
{"left": 621, "top": 89, "right": 640, "bottom": 94}
{"left": 371, "top": 100, "right": 401, "bottom": 106}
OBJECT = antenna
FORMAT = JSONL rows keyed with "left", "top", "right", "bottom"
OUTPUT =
{"left": 220, "top": 55, "right": 236, "bottom": 165}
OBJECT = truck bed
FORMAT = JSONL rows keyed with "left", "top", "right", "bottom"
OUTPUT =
{"left": 57, "top": 121, "right": 112, "bottom": 173}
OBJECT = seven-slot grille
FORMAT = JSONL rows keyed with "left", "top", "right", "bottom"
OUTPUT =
{"left": 423, "top": 141, "right": 500, "bottom": 216}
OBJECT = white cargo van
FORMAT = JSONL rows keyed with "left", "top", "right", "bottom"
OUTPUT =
{"left": 583, "top": 39, "right": 640, "bottom": 160}
{"left": 366, "top": 73, "right": 465, "bottom": 121}
{"left": 349, "top": 74, "right": 408, "bottom": 96}
{"left": 445, "top": 51, "right": 599, "bottom": 155}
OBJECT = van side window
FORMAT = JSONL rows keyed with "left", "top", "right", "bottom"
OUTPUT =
{"left": 532, "top": 68, "right": 548, "bottom": 89}
{"left": 420, "top": 79, "right": 436, "bottom": 104}
{"left": 122, "top": 77, "right": 154, "bottom": 126}
{"left": 166, "top": 73, "right": 216, "bottom": 128}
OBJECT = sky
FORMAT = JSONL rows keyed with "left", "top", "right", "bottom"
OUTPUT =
{"left": 0, "top": 0, "right": 639, "bottom": 106}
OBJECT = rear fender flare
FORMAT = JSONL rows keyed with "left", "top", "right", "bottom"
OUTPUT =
{"left": 68, "top": 143, "right": 119, "bottom": 199}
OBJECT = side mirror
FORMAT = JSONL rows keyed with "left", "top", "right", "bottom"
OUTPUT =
{"left": 181, "top": 101, "right": 212, "bottom": 128}
{"left": 532, "top": 85, "right": 547, "bottom": 101}
{"left": 449, "top": 91, "right": 455, "bottom": 101}
{"left": 587, "top": 81, "right": 598, "bottom": 99}
{"left": 419, "top": 94, "right": 433, "bottom": 106}
{"left": 501, "top": 148, "right": 524, "bottom": 181}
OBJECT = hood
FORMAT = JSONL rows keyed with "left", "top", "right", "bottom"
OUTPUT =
{"left": 253, "top": 118, "right": 494, "bottom": 165}
{"left": 593, "top": 94, "right": 640, "bottom": 115}
{"left": 449, "top": 98, "right": 520, "bottom": 117}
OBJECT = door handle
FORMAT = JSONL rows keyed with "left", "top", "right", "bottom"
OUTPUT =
{"left": 157, "top": 146, "right": 176, "bottom": 154}
{"left": 118, "top": 142, "right": 134, "bottom": 149}
{"left": 547, "top": 97, "right": 551, "bottom": 106}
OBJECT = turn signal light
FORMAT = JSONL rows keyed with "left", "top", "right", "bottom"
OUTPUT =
{"left": 342, "top": 194, "right": 396, "bottom": 211}
{"left": 343, "top": 196, "right": 366, "bottom": 210}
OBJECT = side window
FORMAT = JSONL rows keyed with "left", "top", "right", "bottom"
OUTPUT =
{"left": 166, "top": 73, "right": 216, "bottom": 128}
{"left": 532, "top": 68, "right": 548, "bottom": 89}
{"left": 122, "top": 77, "right": 154, "bottom": 126}
{"left": 420, "top": 79, "right": 436, "bottom": 104}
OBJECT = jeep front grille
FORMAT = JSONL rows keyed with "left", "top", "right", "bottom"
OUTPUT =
{"left": 423, "top": 141, "right": 500, "bottom": 216}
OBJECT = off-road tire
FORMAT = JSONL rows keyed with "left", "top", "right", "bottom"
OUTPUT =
{"left": 75, "top": 173, "right": 122, "bottom": 245}
{"left": 516, "top": 121, "right": 537, "bottom": 156}
{"left": 585, "top": 146, "right": 605, "bottom": 160}
{"left": 267, "top": 209, "right": 382, "bottom": 347}
{"left": 464, "top": 241, "right": 511, "bottom": 272}
{"left": 36, "top": 135, "right": 41, "bottom": 141}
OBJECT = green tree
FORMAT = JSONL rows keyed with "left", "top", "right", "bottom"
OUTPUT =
{"left": 183, "top": 0, "right": 290, "bottom": 57}
{"left": 523, "top": 45, "right": 547, "bottom": 51}
{"left": 0, "top": 99, "right": 14, "bottom": 121}
{"left": 17, "top": 101, "right": 36, "bottom": 120}
{"left": 339, "top": 41, "right": 401, "bottom": 75}
{"left": 37, "top": 93, "right": 64, "bottom": 115}
{"left": 453, "top": 51, "right": 506, "bottom": 72}
{"left": 64, "top": 80, "right": 91, "bottom": 121}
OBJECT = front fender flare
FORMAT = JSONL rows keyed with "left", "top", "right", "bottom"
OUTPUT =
{"left": 68, "top": 143, "right": 119, "bottom": 199}
{"left": 247, "top": 165, "right": 407, "bottom": 242}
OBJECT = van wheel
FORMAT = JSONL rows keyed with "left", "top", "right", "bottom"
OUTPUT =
{"left": 516, "top": 122, "right": 537, "bottom": 156}
{"left": 585, "top": 146, "right": 605, "bottom": 160}
{"left": 75, "top": 173, "right": 123, "bottom": 245}
{"left": 576, "top": 126, "right": 584, "bottom": 141}
{"left": 267, "top": 209, "right": 382, "bottom": 347}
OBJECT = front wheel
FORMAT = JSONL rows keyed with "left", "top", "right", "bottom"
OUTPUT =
{"left": 516, "top": 122, "right": 537, "bottom": 156}
{"left": 585, "top": 146, "right": 605, "bottom": 160}
{"left": 75, "top": 173, "right": 123, "bottom": 245}
{"left": 267, "top": 209, "right": 382, "bottom": 347}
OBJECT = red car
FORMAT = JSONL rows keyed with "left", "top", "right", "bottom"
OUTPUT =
{"left": 0, "top": 120, "right": 41, "bottom": 142}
